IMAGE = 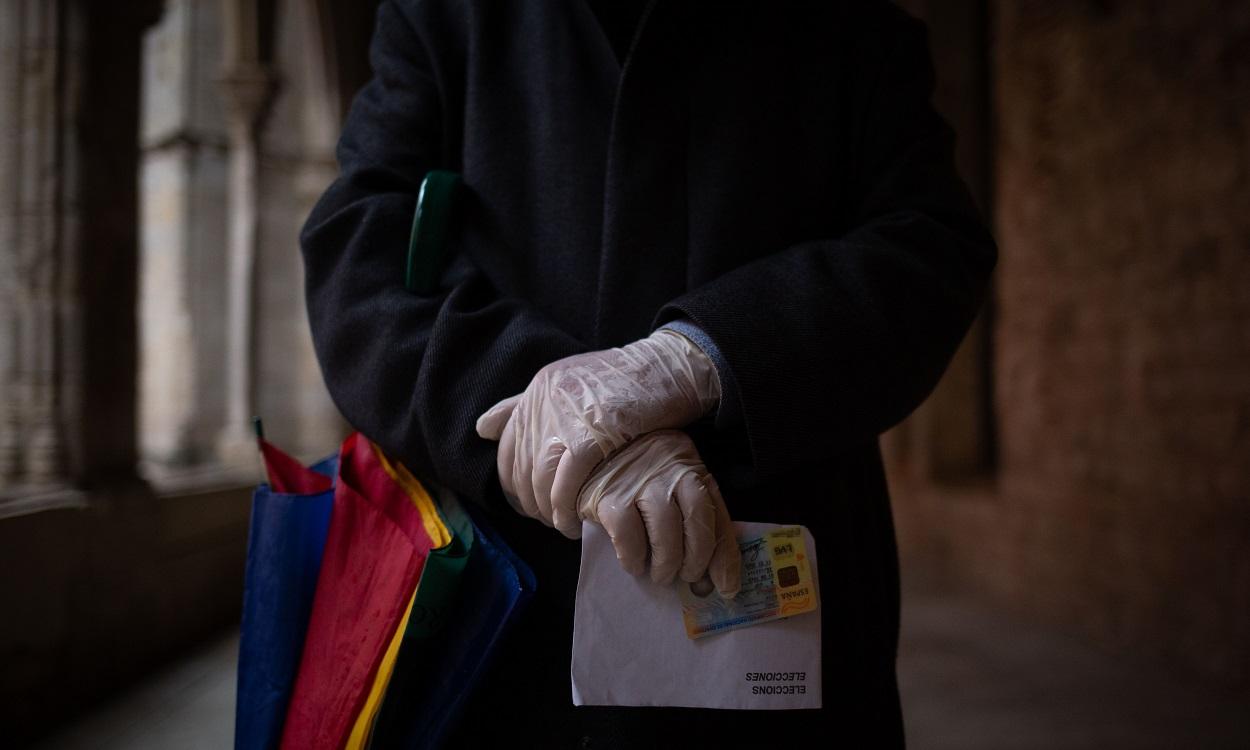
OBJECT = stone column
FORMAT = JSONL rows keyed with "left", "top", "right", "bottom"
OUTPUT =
{"left": 0, "top": 0, "right": 158, "bottom": 506}
{"left": 74, "top": 0, "right": 165, "bottom": 485}
{"left": 215, "top": 0, "right": 275, "bottom": 465}
{"left": 139, "top": 0, "right": 230, "bottom": 469}
{"left": 0, "top": 0, "right": 76, "bottom": 488}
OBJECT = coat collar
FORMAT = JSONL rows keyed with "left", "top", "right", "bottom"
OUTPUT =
{"left": 589, "top": 0, "right": 695, "bottom": 344}
{"left": 571, "top": 0, "right": 661, "bottom": 77}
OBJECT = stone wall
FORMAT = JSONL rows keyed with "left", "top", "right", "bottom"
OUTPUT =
{"left": 1, "top": 0, "right": 357, "bottom": 741}
{"left": 891, "top": 0, "right": 1250, "bottom": 687}
{"left": 0, "top": 483, "right": 251, "bottom": 745}
{"left": 0, "top": 1, "right": 256, "bottom": 743}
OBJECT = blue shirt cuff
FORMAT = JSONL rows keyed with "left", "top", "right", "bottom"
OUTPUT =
{"left": 658, "top": 319, "right": 742, "bottom": 429}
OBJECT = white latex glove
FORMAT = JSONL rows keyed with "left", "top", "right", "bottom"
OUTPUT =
{"left": 475, "top": 329, "right": 720, "bottom": 538}
{"left": 579, "top": 430, "right": 741, "bottom": 597}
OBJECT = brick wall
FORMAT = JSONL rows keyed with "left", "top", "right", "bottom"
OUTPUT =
{"left": 891, "top": 0, "right": 1250, "bottom": 687}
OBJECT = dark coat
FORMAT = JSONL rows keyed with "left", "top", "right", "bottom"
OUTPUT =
{"left": 301, "top": 0, "right": 996, "bottom": 746}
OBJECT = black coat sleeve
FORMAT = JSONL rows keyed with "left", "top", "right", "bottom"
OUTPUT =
{"left": 656, "top": 7, "right": 998, "bottom": 478}
{"left": 300, "top": 0, "right": 585, "bottom": 504}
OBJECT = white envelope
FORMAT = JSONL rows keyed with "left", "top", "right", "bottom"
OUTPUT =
{"left": 571, "top": 521, "right": 822, "bottom": 710}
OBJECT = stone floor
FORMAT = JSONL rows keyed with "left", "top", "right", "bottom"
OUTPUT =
{"left": 30, "top": 634, "right": 238, "bottom": 750}
{"left": 29, "top": 593, "right": 1250, "bottom": 749}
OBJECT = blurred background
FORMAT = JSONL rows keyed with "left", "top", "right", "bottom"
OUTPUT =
{"left": 1, "top": 0, "right": 1247, "bottom": 747}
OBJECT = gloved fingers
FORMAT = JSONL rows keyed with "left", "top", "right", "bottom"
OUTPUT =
{"left": 507, "top": 411, "right": 543, "bottom": 523}
{"left": 636, "top": 484, "right": 684, "bottom": 585}
{"left": 518, "top": 430, "right": 554, "bottom": 527}
{"left": 487, "top": 398, "right": 530, "bottom": 519}
{"left": 549, "top": 446, "right": 588, "bottom": 539}
{"left": 516, "top": 450, "right": 549, "bottom": 527}
{"left": 550, "top": 443, "right": 602, "bottom": 539}
{"left": 708, "top": 536, "right": 741, "bottom": 599}
{"left": 706, "top": 476, "right": 741, "bottom": 598}
{"left": 673, "top": 470, "right": 717, "bottom": 583}
{"left": 596, "top": 497, "right": 648, "bottom": 577}
{"left": 475, "top": 394, "right": 521, "bottom": 440}
{"left": 496, "top": 410, "right": 519, "bottom": 500}
{"left": 532, "top": 438, "right": 567, "bottom": 534}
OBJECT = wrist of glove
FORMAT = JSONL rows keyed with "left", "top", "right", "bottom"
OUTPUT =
{"left": 579, "top": 430, "right": 741, "bottom": 598}
{"left": 476, "top": 329, "right": 721, "bottom": 537}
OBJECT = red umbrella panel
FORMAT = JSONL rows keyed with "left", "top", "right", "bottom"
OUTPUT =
{"left": 278, "top": 432, "right": 440, "bottom": 749}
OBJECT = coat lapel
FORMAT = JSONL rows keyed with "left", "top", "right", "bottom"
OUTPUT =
{"left": 592, "top": 0, "right": 691, "bottom": 346}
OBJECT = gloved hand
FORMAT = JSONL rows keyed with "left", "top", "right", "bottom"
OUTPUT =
{"left": 579, "top": 430, "right": 741, "bottom": 597}
{"left": 475, "top": 329, "right": 720, "bottom": 538}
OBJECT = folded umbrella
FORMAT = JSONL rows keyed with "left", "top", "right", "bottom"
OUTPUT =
{"left": 278, "top": 432, "right": 444, "bottom": 749}
{"left": 344, "top": 589, "right": 419, "bottom": 750}
{"left": 370, "top": 496, "right": 535, "bottom": 749}
{"left": 235, "top": 432, "right": 335, "bottom": 750}
{"left": 344, "top": 451, "right": 459, "bottom": 750}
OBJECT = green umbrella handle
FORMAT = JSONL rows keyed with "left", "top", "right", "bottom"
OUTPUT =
{"left": 405, "top": 170, "right": 462, "bottom": 294}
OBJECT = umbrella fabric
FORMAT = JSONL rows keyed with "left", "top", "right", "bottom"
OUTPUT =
{"left": 380, "top": 456, "right": 474, "bottom": 640}
{"left": 371, "top": 444, "right": 452, "bottom": 552}
{"left": 370, "top": 504, "right": 535, "bottom": 749}
{"left": 344, "top": 454, "right": 456, "bottom": 750}
{"left": 357, "top": 469, "right": 473, "bottom": 750}
{"left": 278, "top": 433, "right": 441, "bottom": 749}
{"left": 234, "top": 446, "right": 336, "bottom": 750}
{"left": 259, "top": 438, "right": 334, "bottom": 494}
{"left": 344, "top": 588, "right": 418, "bottom": 750}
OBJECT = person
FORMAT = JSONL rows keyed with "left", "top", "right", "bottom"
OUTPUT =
{"left": 301, "top": 0, "right": 996, "bottom": 746}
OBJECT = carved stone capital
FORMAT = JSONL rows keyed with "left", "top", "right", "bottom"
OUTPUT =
{"left": 217, "top": 65, "right": 278, "bottom": 132}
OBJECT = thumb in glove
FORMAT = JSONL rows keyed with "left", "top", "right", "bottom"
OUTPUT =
{"left": 578, "top": 429, "right": 740, "bottom": 598}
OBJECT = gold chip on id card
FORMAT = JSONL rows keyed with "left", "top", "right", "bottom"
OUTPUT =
{"left": 678, "top": 526, "right": 818, "bottom": 639}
